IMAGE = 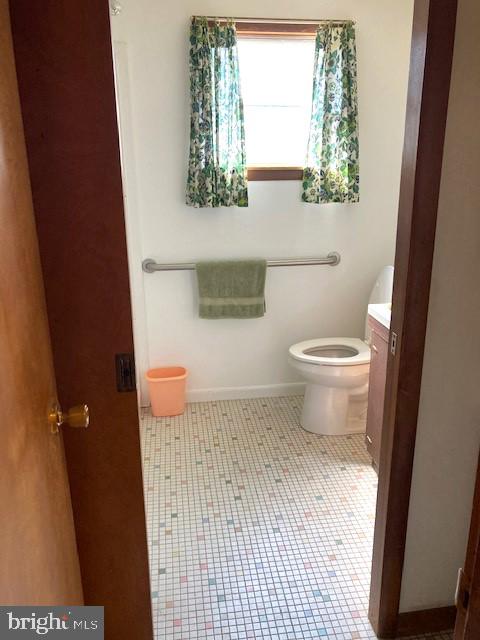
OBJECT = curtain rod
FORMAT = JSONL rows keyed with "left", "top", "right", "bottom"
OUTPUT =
{"left": 197, "top": 17, "right": 355, "bottom": 26}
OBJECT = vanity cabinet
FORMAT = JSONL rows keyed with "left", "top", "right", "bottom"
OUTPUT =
{"left": 366, "top": 316, "right": 390, "bottom": 471}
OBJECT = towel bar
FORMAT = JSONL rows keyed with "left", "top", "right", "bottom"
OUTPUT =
{"left": 142, "top": 253, "right": 341, "bottom": 273}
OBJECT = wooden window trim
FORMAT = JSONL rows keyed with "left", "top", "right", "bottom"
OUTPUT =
{"left": 207, "top": 20, "right": 318, "bottom": 37}
{"left": 247, "top": 167, "right": 303, "bottom": 181}
{"left": 236, "top": 22, "right": 317, "bottom": 38}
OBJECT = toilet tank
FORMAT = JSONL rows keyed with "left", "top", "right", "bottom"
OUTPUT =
{"left": 364, "top": 265, "right": 394, "bottom": 342}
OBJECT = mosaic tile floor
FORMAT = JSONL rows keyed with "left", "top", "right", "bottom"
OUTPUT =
{"left": 141, "top": 396, "right": 453, "bottom": 640}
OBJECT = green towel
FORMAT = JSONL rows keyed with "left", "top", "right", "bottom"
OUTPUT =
{"left": 196, "top": 260, "right": 267, "bottom": 319}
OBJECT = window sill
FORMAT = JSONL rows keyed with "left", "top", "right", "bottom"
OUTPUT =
{"left": 247, "top": 167, "right": 303, "bottom": 181}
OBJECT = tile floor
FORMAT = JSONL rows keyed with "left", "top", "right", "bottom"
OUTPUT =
{"left": 141, "top": 396, "right": 453, "bottom": 640}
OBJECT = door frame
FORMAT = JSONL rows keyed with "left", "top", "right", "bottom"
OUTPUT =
{"left": 368, "top": 0, "right": 458, "bottom": 636}
{"left": 6, "top": 0, "right": 459, "bottom": 636}
{"left": 8, "top": 1, "right": 153, "bottom": 638}
{"left": 454, "top": 452, "right": 480, "bottom": 638}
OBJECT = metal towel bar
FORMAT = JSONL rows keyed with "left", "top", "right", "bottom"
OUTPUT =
{"left": 142, "top": 252, "right": 341, "bottom": 273}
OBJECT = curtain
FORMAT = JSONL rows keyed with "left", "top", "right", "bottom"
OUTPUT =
{"left": 186, "top": 17, "right": 248, "bottom": 208}
{"left": 302, "top": 22, "right": 359, "bottom": 204}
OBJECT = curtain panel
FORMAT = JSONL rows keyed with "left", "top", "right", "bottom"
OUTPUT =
{"left": 302, "top": 22, "right": 359, "bottom": 204}
{"left": 186, "top": 17, "right": 248, "bottom": 208}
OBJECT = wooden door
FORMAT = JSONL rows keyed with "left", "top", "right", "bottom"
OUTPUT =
{"left": 454, "top": 453, "right": 480, "bottom": 638}
{"left": 9, "top": 2, "right": 153, "bottom": 638}
{"left": 0, "top": 0, "right": 82, "bottom": 604}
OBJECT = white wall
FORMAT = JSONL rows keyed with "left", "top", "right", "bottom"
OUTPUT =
{"left": 400, "top": 0, "right": 480, "bottom": 612}
{"left": 111, "top": 0, "right": 413, "bottom": 404}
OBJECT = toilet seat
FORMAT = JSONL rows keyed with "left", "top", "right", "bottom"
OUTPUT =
{"left": 289, "top": 337, "right": 370, "bottom": 367}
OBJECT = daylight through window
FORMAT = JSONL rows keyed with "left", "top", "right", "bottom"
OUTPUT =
{"left": 237, "top": 37, "right": 315, "bottom": 168}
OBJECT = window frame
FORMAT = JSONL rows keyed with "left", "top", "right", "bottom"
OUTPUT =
{"left": 235, "top": 22, "right": 317, "bottom": 181}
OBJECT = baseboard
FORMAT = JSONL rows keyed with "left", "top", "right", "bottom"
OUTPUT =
{"left": 185, "top": 382, "right": 305, "bottom": 403}
{"left": 396, "top": 605, "right": 456, "bottom": 637}
{"left": 140, "top": 382, "right": 305, "bottom": 407}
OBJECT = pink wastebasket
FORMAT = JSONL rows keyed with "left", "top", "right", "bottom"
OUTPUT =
{"left": 146, "top": 367, "right": 188, "bottom": 417}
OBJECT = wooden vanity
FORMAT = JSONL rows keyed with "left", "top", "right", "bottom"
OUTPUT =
{"left": 365, "top": 312, "right": 390, "bottom": 471}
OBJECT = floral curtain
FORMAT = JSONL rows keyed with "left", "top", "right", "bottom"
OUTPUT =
{"left": 186, "top": 17, "right": 248, "bottom": 208}
{"left": 302, "top": 22, "right": 359, "bottom": 204}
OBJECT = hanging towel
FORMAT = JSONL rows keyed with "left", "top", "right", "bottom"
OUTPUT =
{"left": 196, "top": 260, "right": 267, "bottom": 319}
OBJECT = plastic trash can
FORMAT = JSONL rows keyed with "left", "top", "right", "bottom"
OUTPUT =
{"left": 146, "top": 367, "right": 188, "bottom": 417}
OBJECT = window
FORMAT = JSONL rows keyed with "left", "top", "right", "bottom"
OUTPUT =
{"left": 236, "top": 24, "right": 316, "bottom": 181}
{"left": 185, "top": 18, "right": 358, "bottom": 196}
{"left": 238, "top": 38, "right": 315, "bottom": 169}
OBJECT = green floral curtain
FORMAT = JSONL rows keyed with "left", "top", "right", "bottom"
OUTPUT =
{"left": 186, "top": 17, "right": 248, "bottom": 208}
{"left": 302, "top": 22, "right": 359, "bottom": 204}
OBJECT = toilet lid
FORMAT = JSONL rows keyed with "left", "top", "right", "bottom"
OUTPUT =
{"left": 289, "top": 337, "right": 371, "bottom": 366}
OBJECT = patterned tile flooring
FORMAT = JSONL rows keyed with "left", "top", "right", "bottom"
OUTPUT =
{"left": 141, "top": 396, "right": 453, "bottom": 640}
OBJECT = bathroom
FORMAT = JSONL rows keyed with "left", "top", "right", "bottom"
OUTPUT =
{"left": 111, "top": 0, "right": 414, "bottom": 637}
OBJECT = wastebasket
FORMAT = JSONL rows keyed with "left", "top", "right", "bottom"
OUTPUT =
{"left": 145, "top": 366, "right": 188, "bottom": 417}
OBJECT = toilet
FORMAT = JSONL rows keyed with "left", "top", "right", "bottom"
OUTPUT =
{"left": 288, "top": 266, "right": 394, "bottom": 435}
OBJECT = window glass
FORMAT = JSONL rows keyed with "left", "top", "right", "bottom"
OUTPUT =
{"left": 237, "top": 37, "right": 315, "bottom": 167}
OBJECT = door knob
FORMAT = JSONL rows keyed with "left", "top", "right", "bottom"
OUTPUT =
{"left": 49, "top": 402, "right": 89, "bottom": 433}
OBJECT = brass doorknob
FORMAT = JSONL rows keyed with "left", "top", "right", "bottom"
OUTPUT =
{"left": 49, "top": 402, "right": 89, "bottom": 433}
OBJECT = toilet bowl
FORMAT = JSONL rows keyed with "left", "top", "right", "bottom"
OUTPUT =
{"left": 289, "top": 266, "right": 394, "bottom": 435}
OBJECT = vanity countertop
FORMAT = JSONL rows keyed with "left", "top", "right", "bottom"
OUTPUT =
{"left": 368, "top": 303, "right": 391, "bottom": 330}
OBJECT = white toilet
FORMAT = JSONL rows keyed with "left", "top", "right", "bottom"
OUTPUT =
{"left": 288, "top": 266, "right": 394, "bottom": 435}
